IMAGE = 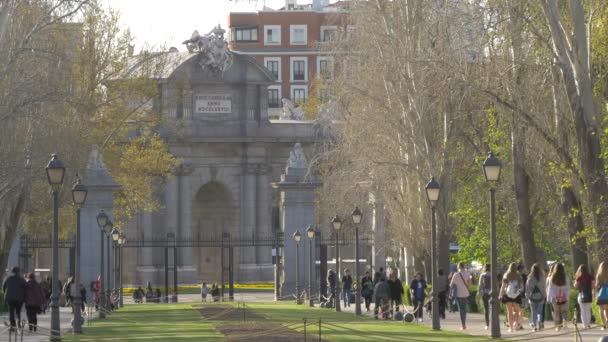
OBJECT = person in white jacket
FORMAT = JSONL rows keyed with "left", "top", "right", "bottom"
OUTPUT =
{"left": 546, "top": 262, "right": 570, "bottom": 331}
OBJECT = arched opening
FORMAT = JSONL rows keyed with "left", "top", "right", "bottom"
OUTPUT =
{"left": 192, "top": 181, "right": 234, "bottom": 283}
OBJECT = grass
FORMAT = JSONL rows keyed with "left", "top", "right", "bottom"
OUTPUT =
{"left": 63, "top": 302, "right": 485, "bottom": 341}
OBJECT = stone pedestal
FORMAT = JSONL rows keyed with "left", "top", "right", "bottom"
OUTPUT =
{"left": 272, "top": 163, "right": 321, "bottom": 300}
{"left": 81, "top": 146, "right": 120, "bottom": 287}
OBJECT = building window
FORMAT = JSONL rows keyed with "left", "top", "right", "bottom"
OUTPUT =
{"left": 232, "top": 26, "right": 258, "bottom": 42}
{"left": 264, "top": 25, "right": 281, "bottom": 45}
{"left": 264, "top": 57, "right": 281, "bottom": 81}
{"left": 317, "top": 56, "right": 333, "bottom": 79}
{"left": 290, "top": 25, "right": 307, "bottom": 45}
{"left": 291, "top": 85, "right": 307, "bottom": 105}
{"left": 290, "top": 57, "right": 307, "bottom": 81}
{"left": 320, "top": 26, "right": 337, "bottom": 42}
{"left": 268, "top": 86, "right": 281, "bottom": 108}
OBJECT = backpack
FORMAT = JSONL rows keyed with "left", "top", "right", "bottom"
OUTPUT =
{"left": 480, "top": 274, "right": 491, "bottom": 296}
{"left": 506, "top": 280, "right": 520, "bottom": 299}
{"left": 529, "top": 285, "right": 543, "bottom": 302}
{"left": 555, "top": 289, "right": 567, "bottom": 305}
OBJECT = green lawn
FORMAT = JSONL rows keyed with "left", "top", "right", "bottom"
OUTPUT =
{"left": 63, "top": 302, "right": 486, "bottom": 341}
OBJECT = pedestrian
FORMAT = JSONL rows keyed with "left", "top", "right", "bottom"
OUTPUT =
{"left": 211, "top": 283, "right": 220, "bottom": 302}
{"left": 387, "top": 269, "right": 403, "bottom": 317}
{"left": 155, "top": 289, "right": 161, "bottom": 303}
{"left": 342, "top": 269, "right": 353, "bottom": 308}
{"left": 63, "top": 275, "right": 74, "bottom": 307}
{"left": 79, "top": 284, "right": 87, "bottom": 314}
{"left": 478, "top": 264, "right": 492, "bottom": 330}
{"left": 500, "top": 263, "right": 523, "bottom": 332}
{"left": 409, "top": 271, "right": 427, "bottom": 322}
{"left": 201, "top": 281, "right": 209, "bottom": 302}
{"left": 133, "top": 286, "right": 144, "bottom": 303}
{"left": 373, "top": 276, "right": 389, "bottom": 319}
{"left": 24, "top": 273, "right": 45, "bottom": 332}
{"left": 517, "top": 264, "right": 528, "bottom": 329}
{"left": 526, "top": 262, "right": 546, "bottom": 332}
{"left": 327, "top": 269, "right": 337, "bottom": 308}
{"left": 39, "top": 277, "right": 50, "bottom": 314}
{"left": 2, "top": 266, "right": 26, "bottom": 331}
{"left": 547, "top": 262, "right": 570, "bottom": 331}
{"left": 449, "top": 262, "right": 471, "bottom": 330}
{"left": 574, "top": 264, "right": 594, "bottom": 329}
{"left": 361, "top": 271, "right": 374, "bottom": 312}
{"left": 595, "top": 261, "right": 608, "bottom": 330}
{"left": 436, "top": 268, "right": 448, "bottom": 319}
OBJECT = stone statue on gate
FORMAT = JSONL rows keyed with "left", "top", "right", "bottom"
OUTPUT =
{"left": 182, "top": 25, "right": 232, "bottom": 76}
{"left": 286, "top": 143, "right": 307, "bottom": 171}
{"left": 280, "top": 98, "right": 304, "bottom": 120}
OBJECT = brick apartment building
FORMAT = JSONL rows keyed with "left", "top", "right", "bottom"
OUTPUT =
{"left": 227, "top": 0, "right": 349, "bottom": 117}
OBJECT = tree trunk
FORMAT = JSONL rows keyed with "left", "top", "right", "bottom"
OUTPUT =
{"left": 551, "top": 66, "right": 589, "bottom": 269}
{"left": 542, "top": 0, "right": 608, "bottom": 259}
{"left": 508, "top": 1, "right": 537, "bottom": 270}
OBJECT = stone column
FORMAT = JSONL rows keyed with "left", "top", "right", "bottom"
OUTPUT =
{"left": 271, "top": 143, "right": 321, "bottom": 298}
{"left": 256, "top": 164, "right": 271, "bottom": 263}
{"left": 243, "top": 164, "right": 257, "bottom": 262}
{"left": 369, "top": 193, "right": 386, "bottom": 274}
{"left": 81, "top": 145, "right": 120, "bottom": 287}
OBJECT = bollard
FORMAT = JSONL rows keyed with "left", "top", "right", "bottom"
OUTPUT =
{"left": 318, "top": 318, "right": 322, "bottom": 342}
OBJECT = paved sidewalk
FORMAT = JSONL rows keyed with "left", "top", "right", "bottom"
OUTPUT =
{"left": 0, "top": 306, "right": 99, "bottom": 342}
{"left": 336, "top": 300, "right": 608, "bottom": 342}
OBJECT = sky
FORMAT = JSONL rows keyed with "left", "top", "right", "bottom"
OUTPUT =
{"left": 104, "top": 0, "right": 315, "bottom": 51}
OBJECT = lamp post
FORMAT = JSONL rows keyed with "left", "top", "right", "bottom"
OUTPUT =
{"left": 118, "top": 234, "right": 125, "bottom": 308}
{"left": 71, "top": 176, "right": 87, "bottom": 334}
{"left": 46, "top": 154, "right": 65, "bottom": 341}
{"left": 306, "top": 226, "right": 315, "bottom": 307}
{"left": 425, "top": 177, "right": 441, "bottom": 331}
{"left": 351, "top": 207, "right": 363, "bottom": 316}
{"left": 103, "top": 220, "right": 113, "bottom": 313}
{"left": 293, "top": 230, "right": 302, "bottom": 304}
{"left": 96, "top": 210, "right": 108, "bottom": 318}
{"left": 331, "top": 215, "right": 342, "bottom": 312}
{"left": 111, "top": 227, "right": 120, "bottom": 307}
{"left": 483, "top": 151, "right": 502, "bottom": 339}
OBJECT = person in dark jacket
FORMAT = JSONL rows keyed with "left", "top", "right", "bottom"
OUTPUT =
{"left": 2, "top": 266, "right": 26, "bottom": 330}
{"left": 24, "top": 273, "right": 45, "bottom": 332}
{"left": 410, "top": 271, "right": 427, "bottom": 322}
{"left": 387, "top": 269, "right": 404, "bottom": 316}
{"left": 341, "top": 269, "right": 353, "bottom": 308}
{"left": 373, "top": 267, "right": 384, "bottom": 284}
{"left": 373, "top": 276, "right": 390, "bottom": 319}
{"left": 327, "top": 270, "right": 337, "bottom": 307}
{"left": 361, "top": 271, "right": 374, "bottom": 312}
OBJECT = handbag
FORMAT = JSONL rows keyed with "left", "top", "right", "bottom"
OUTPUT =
{"left": 449, "top": 284, "right": 457, "bottom": 299}
{"left": 598, "top": 285, "right": 608, "bottom": 303}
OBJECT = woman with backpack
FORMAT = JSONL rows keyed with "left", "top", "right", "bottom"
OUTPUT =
{"left": 499, "top": 263, "right": 523, "bottom": 332}
{"left": 595, "top": 261, "right": 608, "bottom": 330}
{"left": 574, "top": 264, "right": 594, "bottom": 329}
{"left": 478, "top": 264, "right": 492, "bottom": 330}
{"left": 449, "top": 262, "right": 471, "bottom": 330}
{"left": 547, "top": 262, "right": 570, "bottom": 331}
{"left": 525, "top": 263, "right": 546, "bottom": 331}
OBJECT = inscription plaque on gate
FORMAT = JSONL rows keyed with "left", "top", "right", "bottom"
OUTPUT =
{"left": 195, "top": 93, "right": 232, "bottom": 114}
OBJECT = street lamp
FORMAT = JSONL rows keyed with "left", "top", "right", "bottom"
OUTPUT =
{"left": 483, "top": 151, "right": 502, "bottom": 339}
{"left": 46, "top": 154, "right": 65, "bottom": 341}
{"left": 118, "top": 234, "right": 125, "bottom": 308}
{"left": 111, "top": 227, "right": 120, "bottom": 305}
{"left": 425, "top": 177, "right": 440, "bottom": 331}
{"left": 293, "top": 230, "right": 302, "bottom": 304}
{"left": 306, "top": 226, "right": 315, "bottom": 307}
{"left": 351, "top": 206, "right": 363, "bottom": 316}
{"left": 103, "top": 220, "right": 113, "bottom": 313}
{"left": 71, "top": 176, "right": 87, "bottom": 334}
{"left": 331, "top": 214, "right": 342, "bottom": 312}
{"left": 96, "top": 210, "right": 108, "bottom": 319}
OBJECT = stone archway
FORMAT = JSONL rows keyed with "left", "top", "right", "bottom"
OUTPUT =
{"left": 192, "top": 181, "right": 234, "bottom": 283}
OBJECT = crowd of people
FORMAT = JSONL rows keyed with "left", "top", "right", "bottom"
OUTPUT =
{"left": 317, "top": 260, "right": 608, "bottom": 335}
